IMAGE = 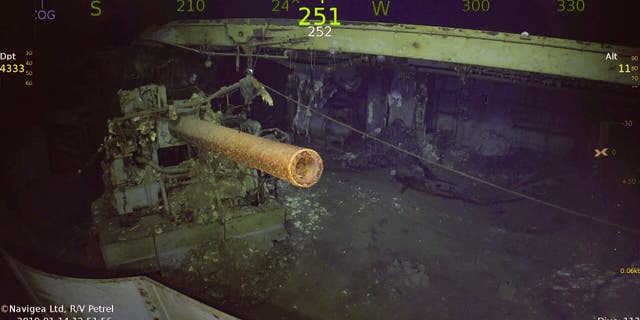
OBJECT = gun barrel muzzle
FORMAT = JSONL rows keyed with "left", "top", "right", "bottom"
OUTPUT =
{"left": 170, "top": 117, "right": 323, "bottom": 187}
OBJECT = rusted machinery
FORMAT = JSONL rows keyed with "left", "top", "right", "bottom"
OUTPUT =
{"left": 92, "top": 75, "right": 323, "bottom": 271}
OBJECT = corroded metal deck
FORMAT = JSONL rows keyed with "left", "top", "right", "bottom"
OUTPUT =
{"left": 2, "top": 251, "right": 240, "bottom": 320}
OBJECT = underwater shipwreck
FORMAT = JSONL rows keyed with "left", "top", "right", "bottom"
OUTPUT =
{"left": 2, "top": 18, "right": 639, "bottom": 320}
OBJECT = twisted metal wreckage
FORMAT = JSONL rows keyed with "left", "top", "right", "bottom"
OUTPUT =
{"left": 5, "top": 19, "right": 638, "bottom": 319}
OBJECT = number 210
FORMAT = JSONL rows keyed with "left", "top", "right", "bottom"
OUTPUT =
{"left": 557, "top": 0, "right": 585, "bottom": 12}
{"left": 177, "top": 0, "right": 206, "bottom": 12}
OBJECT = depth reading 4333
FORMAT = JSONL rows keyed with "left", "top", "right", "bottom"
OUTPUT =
{"left": 0, "top": 49, "right": 34, "bottom": 87}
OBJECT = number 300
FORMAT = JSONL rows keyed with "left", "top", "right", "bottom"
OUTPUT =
{"left": 462, "top": 0, "right": 490, "bottom": 12}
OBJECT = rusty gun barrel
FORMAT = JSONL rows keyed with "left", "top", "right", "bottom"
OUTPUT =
{"left": 170, "top": 117, "right": 323, "bottom": 187}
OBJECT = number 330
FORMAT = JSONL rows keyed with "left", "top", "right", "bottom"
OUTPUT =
{"left": 557, "top": 0, "right": 585, "bottom": 12}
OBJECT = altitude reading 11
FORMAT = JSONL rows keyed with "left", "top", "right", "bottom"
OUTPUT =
{"left": 620, "top": 55, "right": 639, "bottom": 87}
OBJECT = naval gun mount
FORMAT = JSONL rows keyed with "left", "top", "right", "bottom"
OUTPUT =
{"left": 91, "top": 76, "right": 323, "bottom": 271}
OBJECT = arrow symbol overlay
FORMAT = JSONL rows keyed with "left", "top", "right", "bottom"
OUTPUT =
{"left": 594, "top": 148, "right": 609, "bottom": 158}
